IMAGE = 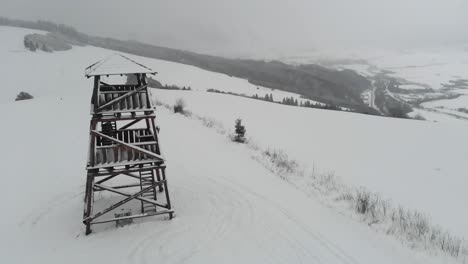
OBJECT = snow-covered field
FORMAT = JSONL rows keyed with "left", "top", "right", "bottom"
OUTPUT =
{"left": 399, "top": 84, "right": 428, "bottom": 90}
{"left": 279, "top": 48, "right": 468, "bottom": 91}
{"left": 154, "top": 90, "right": 468, "bottom": 239}
{"left": 278, "top": 47, "right": 468, "bottom": 123}
{"left": 1, "top": 26, "right": 467, "bottom": 263}
{"left": 1, "top": 27, "right": 313, "bottom": 106}
{"left": 422, "top": 95, "right": 468, "bottom": 111}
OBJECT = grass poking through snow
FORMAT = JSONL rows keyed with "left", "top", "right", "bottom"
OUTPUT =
{"left": 155, "top": 98, "right": 466, "bottom": 261}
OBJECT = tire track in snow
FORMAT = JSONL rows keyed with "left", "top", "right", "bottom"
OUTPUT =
{"left": 127, "top": 173, "right": 258, "bottom": 264}
{"left": 127, "top": 111, "right": 362, "bottom": 264}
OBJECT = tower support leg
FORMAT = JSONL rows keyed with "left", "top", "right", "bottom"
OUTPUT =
{"left": 83, "top": 173, "right": 95, "bottom": 235}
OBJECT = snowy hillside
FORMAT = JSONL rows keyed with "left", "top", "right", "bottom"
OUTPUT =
{"left": 154, "top": 90, "right": 468, "bottom": 238}
{"left": 0, "top": 27, "right": 313, "bottom": 106}
{"left": 0, "top": 26, "right": 466, "bottom": 263}
{"left": 276, "top": 47, "right": 468, "bottom": 122}
{"left": 278, "top": 48, "right": 468, "bottom": 91}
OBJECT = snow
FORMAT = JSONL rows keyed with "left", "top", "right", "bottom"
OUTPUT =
{"left": 0, "top": 95, "right": 448, "bottom": 264}
{"left": 407, "top": 108, "right": 468, "bottom": 123}
{"left": 0, "top": 25, "right": 465, "bottom": 263}
{"left": 0, "top": 26, "right": 313, "bottom": 106}
{"left": 399, "top": 84, "right": 427, "bottom": 90}
{"left": 279, "top": 47, "right": 468, "bottom": 91}
{"left": 85, "top": 53, "right": 155, "bottom": 77}
{"left": 154, "top": 90, "right": 468, "bottom": 241}
{"left": 422, "top": 95, "right": 468, "bottom": 110}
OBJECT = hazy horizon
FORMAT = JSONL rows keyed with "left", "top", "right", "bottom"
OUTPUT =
{"left": 2, "top": 0, "right": 468, "bottom": 57}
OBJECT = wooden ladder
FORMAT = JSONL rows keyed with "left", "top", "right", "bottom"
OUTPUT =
{"left": 140, "top": 170, "right": 158, "bottom": 213}
{"left": 101, "top": 121, "right": 117, "bottom": 145}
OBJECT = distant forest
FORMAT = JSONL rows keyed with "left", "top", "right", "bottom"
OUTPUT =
{"left": 0, "top": 17, "right": 380, "bottom": 115}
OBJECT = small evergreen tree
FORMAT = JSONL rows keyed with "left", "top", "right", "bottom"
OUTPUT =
{"left": 233, "top": 118, "right": 246, "bottom": 143}
{"left": 173, "top": 98, "right": 186, "bottom": 114}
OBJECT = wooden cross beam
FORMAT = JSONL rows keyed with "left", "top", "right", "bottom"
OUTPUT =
{"left": 118, "top": 118, "right": 144, "bottom": 130}
{"left": 122, "top": 172, "right": 153, "bottom": 183}
{"left": 96, "top": 84, "right": 148, "bottom": 112}
{"left": 90, "top": 210, "right": 173, "bottom": 225}
{"left": 94, "top": 183, "right": 168, "bottom": 208}
{"left": 91, "top": 130, "right": 164, "bottom": 161}
{"left": 84, "top": 183, "right": 158, "bottom": 223}
{"left": 88, "top": 165, "right": 161, "bottom": 177}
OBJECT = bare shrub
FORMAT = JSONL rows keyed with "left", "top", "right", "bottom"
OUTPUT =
{"left": 354, "top": 188, "right": 382, "bottom": 223}
{"left": 412, "top": 113, "right": 426, "bottom": 120}
{"left": 154, "top": 95, "right": 466, "bottom": 259}
{"left": 173, "top": 98, "right": 186, "bottom": 114}
{"left": 197, "top": 116, "right": 227, "bottom": 134}
{"left": 317, "top": 172, "right": 338, "bottom": 192}
{"left": 263, "top": 149, "right": 298, "bottom": 174}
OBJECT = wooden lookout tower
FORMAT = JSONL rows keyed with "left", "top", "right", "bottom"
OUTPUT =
{"left": 83, "top": 54, "right": 174, "bottom": 235}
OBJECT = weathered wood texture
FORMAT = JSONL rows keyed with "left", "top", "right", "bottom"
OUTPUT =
{"left": 83, "top": 71, "right": 174, "bottom": 235}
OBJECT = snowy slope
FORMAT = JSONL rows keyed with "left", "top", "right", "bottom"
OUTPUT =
{"left": 0, "top": 95, "right": 450, "bottom": 264}
{"left": 278, "top": 48, "right": 468, "bottom": 91}
{"left": 0, "top": 26, "right": 311, "bottom": 105}
{"left": 154, "top": 90, "right": 468, "bottom": 241}
{"left": 0, "top": 26, "right": 465, "bottom": 263}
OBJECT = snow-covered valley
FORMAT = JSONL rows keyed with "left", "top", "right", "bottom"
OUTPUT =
{"left": 276, "top": 47, "right": 468, "bottom": 123}
{"left": 1, "top": 26, "right": 468, "bottom": 264}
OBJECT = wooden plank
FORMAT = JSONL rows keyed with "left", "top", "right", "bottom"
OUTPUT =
{"left": 87, "top": 158, "right": 161, "bottom": 170}
{"left": 94, "top": 183, "right": 168, "bottom": 208}
{"left": 87, "top": 165, "right": 162, "bottom": 177}
{"left": 128, "top": 141, "right": 158, "bottom": 147}
{"left": 119, "top": 118, "right": 143, "bottom": 130}
{"left": 95, "top": 113, "right": 155, "bottom": 122}
{"left": 90, "top": 210, "right": 173, "bottom": 225}
{"left": 84, "top": 184, "right": 158, "bottom": 223}
{"left": 97, "top": 84, "right": 148, "bottom": 112}
{"left": 91, "top": 130, "right": 164, "bottom": 160}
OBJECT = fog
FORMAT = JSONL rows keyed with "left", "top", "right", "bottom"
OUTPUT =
{"left": 2, "top": 0, "right": 468, "bottom": 56}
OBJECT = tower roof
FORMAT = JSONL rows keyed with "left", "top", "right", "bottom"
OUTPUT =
{"left": 85, "top": 53, "right": 156, "bottom": 77}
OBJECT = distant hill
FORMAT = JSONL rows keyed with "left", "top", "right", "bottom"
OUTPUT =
{"left": 0, "top": 17, "right": 377, "bottom": 114}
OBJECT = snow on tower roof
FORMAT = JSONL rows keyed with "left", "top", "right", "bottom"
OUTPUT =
{"left": 85, "top": 53, "right": 156, "bottom": 77}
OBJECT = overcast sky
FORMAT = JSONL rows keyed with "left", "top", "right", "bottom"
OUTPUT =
{"left": 2, "top": 0, "right": 468, "bottom": 56}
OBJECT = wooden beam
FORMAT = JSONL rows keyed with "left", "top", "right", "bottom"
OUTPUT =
{"left": 96, "top": 174, "right": 119, "bottom": 184}
{"left": 83, "top": 183, "right": 158, "bottom": 223}
{"left": 119, "top": 118, "right": 143, "bottom": 130}
{"left": 122, "top": 172, "right": 153, "bottom": 183}
{"left": 95, "top": 141, "right": 157, "bottom": 150}
{"left": 93, "top": 183, "right": 143, "bottom": 190}
{"left": 96, "top": 84, "right": 148, "bottom": 112}
{"left": 88, "top": 165, "right": 162, "bottom": 177}
{"left": 94, "top": 183, "right": 168, "bottom": 208}
{"left": 95, "top": 114, "right": 155, "bottom": 122}
{"left": 90, "top": 210, "right": 173, "bottom": 225}
{"left": 87, "top": 159, "right": 163, "bottom": 170}
{"left": 91, "top": 130, "right": 164, "bottom": 161}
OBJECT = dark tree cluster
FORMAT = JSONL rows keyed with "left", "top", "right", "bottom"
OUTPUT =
{"left": 160, "top": 84, "right": 191, "bottom": 90}
{"left": 300, "top": 100, "right": 341, "bottom": 111}
{"left": 1, "top": 17, "right": 87, "bottom": 43}
{"left": 282, "top": 97, "right": 298, "bottom": 106}
{"left": 23, "top": 36, "right": 52, "bottom": 52}
{"left": 24, "top": 38, "right": 37, "bottom": 51}
{"left": 15, "top": 92, "right": 34, "bottom": 101}
{"left": 251, "top": 93, "right": 274, "bottom": 102}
